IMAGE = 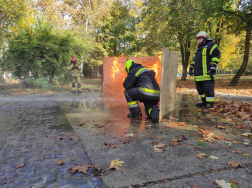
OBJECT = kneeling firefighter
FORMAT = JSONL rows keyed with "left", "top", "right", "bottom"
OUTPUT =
{"left": 123, "top": 59, "right": 160, "bottom": 123}
{"left": 67, "top": 57, "right": 83, "bottom": 93}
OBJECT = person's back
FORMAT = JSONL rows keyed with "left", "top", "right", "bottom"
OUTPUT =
{"left": 123, "top": 63, "right": 159, "bottom": 92}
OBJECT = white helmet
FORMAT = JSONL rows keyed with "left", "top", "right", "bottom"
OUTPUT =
{"left": 196, "top": 31, "right": 208, "bottom": 39}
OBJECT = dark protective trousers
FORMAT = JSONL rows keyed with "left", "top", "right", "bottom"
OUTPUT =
{"left": 196, "top": 80, "right": 215, "bottom": 105}
{"left": 124, "top": 87, "right": 159, "bottom": 117}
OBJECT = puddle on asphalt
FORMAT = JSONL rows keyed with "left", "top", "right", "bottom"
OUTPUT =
{"left": 62, "top": 93, "right": 252, "bottom": 140}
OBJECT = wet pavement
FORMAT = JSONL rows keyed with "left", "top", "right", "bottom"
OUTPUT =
{"left": 0, "top": 92, "right": 251, "bottom": 188}
{"left": 0, "top": 93, "right": 105, "bottom": 188}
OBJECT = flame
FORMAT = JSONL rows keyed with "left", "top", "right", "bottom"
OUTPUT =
{"left": 111, "top": 57, "right": 120, "bottom": 82}
{"left": 122, "top": 75, "right": 127, "bottom": 82}
{"left": 119, "top": 53, "right": 126, "bottom": 57}
{"left": 150, "top": 60, "right": 160, "bottom": 78}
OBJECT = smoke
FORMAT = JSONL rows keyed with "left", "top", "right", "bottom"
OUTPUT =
{"left": 0, "top": 92, "right": 102, "bottom": 103}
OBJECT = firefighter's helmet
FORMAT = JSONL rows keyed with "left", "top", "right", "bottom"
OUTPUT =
{"left": 125, "top": 59, "right": 136, "bottom": 73}
{"left": 71, "top": 57, "right": 76, "bottom": 62}
{"left": 196, "top": 31, "right": 208, "bottom": 39}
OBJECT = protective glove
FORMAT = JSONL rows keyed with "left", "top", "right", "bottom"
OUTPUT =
{"left": 209, "top": 64, "right": 216, "bottom": 74}
{"left": 189, "top": 68, "right": 194, "bottom": 76}
{"left": 72, "top": 66, "right": 78, "bottom": 70}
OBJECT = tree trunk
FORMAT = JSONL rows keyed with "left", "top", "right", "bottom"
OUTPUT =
{"left": 49, "top": 73, "right": 54, "bottom": 84}
{"left": 0, "top": 71, "right": 5, "bottom": 83}
{"left": 180, "top": 40, "right": 191, "bottom": 81}
{"left": 114, "top": 40, "right": 116, "bottom": 56}
{"left": 229, "top": 17, "right": 251, "bottom": 86}
{"left": 180, "top": 41, "right": 185, "bottom": 80}
{"left": 91, "top": 66, "right": 93, "bottom": 79}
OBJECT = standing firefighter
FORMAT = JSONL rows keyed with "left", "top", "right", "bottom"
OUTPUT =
{"left": 189, "top": 31, "right": 221, "bottom": 108}
{"left": 68, "top": 57, "right": 82, "bottom": 93}
{"left": 123, "top": 59, "right": 160, "bottom": 123}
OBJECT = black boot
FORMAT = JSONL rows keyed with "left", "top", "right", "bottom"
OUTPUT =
{"left": 196, "top": 102, "right": 206, "bottom": 107}
{"left": 72, "top": 90, "right": 76, "bottom": 93}
{"left": 151, "top": 105, "right": 159, "bottom": 123}
{"left": 127, "top": 112, "right": 142, "bottom": 118}
{"left": 205, "top": 104, "right": 213, "bottom": 108}
{"left": 77, "top": 90, "right": 83, "bottom": 93}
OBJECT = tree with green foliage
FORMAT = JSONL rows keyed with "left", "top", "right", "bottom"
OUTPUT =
{"left": 1, "top": 16, "right": 91, "bottom": 83}
{"left": 201, "top": 0, "right": 252, "bottom": 85}
{"left": 141, "top": 0, "right": 200, "bottom": 80}
{"left": 99, "top": 1, "right": 142, "bottom": 57}
{"left": 0, "top": 0, "right": 27, "bottom": 42}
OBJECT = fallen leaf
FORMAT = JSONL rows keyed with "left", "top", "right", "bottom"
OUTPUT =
{"left": 109, "top": 165, "right": 120, "bottom": 171}
{"left": 92, "top": 164, "right": 104, "bottom": 176}
{"left": 243, "top": 154, "right": 250, "bottom": 156}
{"left": 215, "top": 135, "right": 225, "bottom": 140}
{"left": 198, "top": 142, "right": 205, "bottom": 146}
{"left": 58, "top": 160, "right": 65, "bottom": 165}
{"left": 92, "top": 124, "right": 105, "bottom": 128}
{"left": 196, "top": 155, "right": 205, "bottom": 159}
{"left": 153, "top": 147, "right": 163, "bottom": 153}
{"left": 215, "top": 179, "right": 232, "bottom": 188}
{"left": 110, "top": 159, "right": 124, "bottom": 166}
{"left": 199, "top": 153, "right": 207, "bottom": 156}
{"left": 225, "top": 137, "right": 234, "bottom": 141}
{"left": 155, "top": 143, "right": 166, "bottom": 148}
{"left": 79, "top": 123, "right": 85, "bottom": 126}
{"left": 231, "top": 183, "right": 238, "bottom": 188}
{"left": 209, "top": 156, "right": 218, "bottom": 159}
{"left": 232, "top": 141, "right": 239, "bottom": 144}
{"left": 230, "top": 149, "right": 243, "bottom": 154}
{"left": 70, "top": 137, "right": 79, "bottom": 140}
{"left": 118, "top": 138, "right": 131, "bottom": 144}
{"left": 241, "top": 133, "right": 252, "bottom": 137}
{"left": 126, "top": 133, "right": 134, "bottom": 137}
{"left": 170, "top": 140, "right": 181, "bottom": 146}
{"left": 230, "top": 180, "right": 238, "bottom": 184}
{"left": 110, "top": 144, "right": 118, "bottom": 148}
{"left": 227, "top": 161, "right": 243, "bottom": 168}
{"left": 225, "top": 141, "right": 232, "bottom": 146}
{"left": 71, "top": 164, "right": 92, "bottom": 174}
{"left": 243, "top": 139, "right": 251, "bottom": 142}
{"left": 197, "top": 153, "right": 207, "bottom": 158}
{"left": 16, "top": 163, "right": 25, "bottom": 168}
{"left": 155, "top": 136, "right": 162, "bottom": 139}
{"left": 102, "top": 142, "right": 110, "bottom": 149}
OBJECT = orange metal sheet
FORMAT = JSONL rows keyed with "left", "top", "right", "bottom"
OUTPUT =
{"left": 103, "top": 56, "right": 162, "bottom": 107}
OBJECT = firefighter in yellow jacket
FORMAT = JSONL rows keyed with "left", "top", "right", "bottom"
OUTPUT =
{"left": 67, "top": 57, "right": 82, "bottom": 93}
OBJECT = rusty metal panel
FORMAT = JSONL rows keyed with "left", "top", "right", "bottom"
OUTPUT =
{"left": 103, "top": 56, "right": 162, "bottom": 107}
{"left": 160, "top": 47, "right": 178, "bottom": 119}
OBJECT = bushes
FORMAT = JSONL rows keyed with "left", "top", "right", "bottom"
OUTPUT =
{"left": 23, "top": 78, "right": 52, "bottom": 90}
